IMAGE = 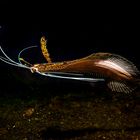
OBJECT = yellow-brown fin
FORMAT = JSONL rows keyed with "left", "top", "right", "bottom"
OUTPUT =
{"left": 40, "top": 36, "right": 52, "bottom": 63}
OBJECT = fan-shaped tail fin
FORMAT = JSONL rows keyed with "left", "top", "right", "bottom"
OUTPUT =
{"left": 107, "top": 81, "right": 137, "bottom": 93}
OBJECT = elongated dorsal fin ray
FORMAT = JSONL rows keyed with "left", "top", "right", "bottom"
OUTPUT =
{"left": 40, "top": 36, "right": 52, "bottom": 63}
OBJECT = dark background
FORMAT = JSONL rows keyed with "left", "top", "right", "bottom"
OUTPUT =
{"left": 0, "top": 23, "right": 139, "bottom": 66}
{"left": 0, "top": 1, "right": 139, "bottom": 66}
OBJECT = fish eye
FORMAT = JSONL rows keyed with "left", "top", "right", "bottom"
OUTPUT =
{"left": 30, "top": 67, "right": 38, "bottom": 73}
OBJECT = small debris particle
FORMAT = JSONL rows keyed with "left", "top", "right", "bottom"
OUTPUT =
{"left": 23, "top": 108, "right": 35, "bottom": 117}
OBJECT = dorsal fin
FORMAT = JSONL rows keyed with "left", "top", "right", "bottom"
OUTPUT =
{"left": 106, "top": 54, "right": 139, "bottom": 77}
{"left": 85, "top": 53, "right": 140, "bottom": 77}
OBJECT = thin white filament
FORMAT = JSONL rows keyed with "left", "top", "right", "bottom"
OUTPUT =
{"left": 0, "top": 56, "right": 23, "bottom": 67}
{"left": 18, "top": 45, "right": 38, "bottom": 64}
{"left": 0, "top": 46, "right": 21, "bottom": 65}
{"left": 36, "top": 71, "right": 105, "bottom": 82}
{"left": 0, "top": 56, "right": 30, "bottom": 69}
{"left": 0, "top": 46, "right": 31, "bottom": 69}
{"left": 47, "top": 72, "right": 84, "bottom": 76}
{"left": 0, "top": 56, "right": 12, "bottom": 62}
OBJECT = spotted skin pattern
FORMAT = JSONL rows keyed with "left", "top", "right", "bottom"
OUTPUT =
{"left": 40, "top": 36, "right": 52, "bottom": 63}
